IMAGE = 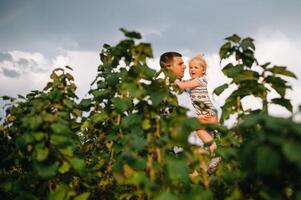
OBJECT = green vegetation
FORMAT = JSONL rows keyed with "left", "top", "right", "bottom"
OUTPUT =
{"left": 1, "top": 29, "right": 300, "bottom": 200}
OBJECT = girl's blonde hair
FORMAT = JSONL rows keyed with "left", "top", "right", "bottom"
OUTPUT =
{"left": 189, "top": 53, "right": 207, "bottom": 73}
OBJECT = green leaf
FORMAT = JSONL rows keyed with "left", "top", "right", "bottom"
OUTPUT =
{"left": 59, "top": 146, "right": 74, "bottom": 157}
{"left": 226, "top": 34, "right": 241, "bottom": 43}
{"left": 121, "top": 82, "right": 143, "bottom": 98}
{"left": 16, "top": 192, "right": 38, "bottom": 200}
{"left": 282, "top": 142, "right": 301, "bottom": 167}
{"left": 234, "top": 70, "right": 259, "bottom": 83}
{"left": 63, "top": 99, "right": 75, "bottom": 109}
{"left": 65, "top": 73, "right": 74, "bottom": 81}
{"left": 182, "top": 118, "right": 201, "bottom": 130}
{"left": 137, "top": 43, "right": 153, "bottom": 58}
{"left": 51, "top": 123, "right": 71, "bottom": 135}
{"left": 255, "top": 146, "right": 280, "bottom": 175}
{"left": 36, "top": 148, "right": 49, "bottom": 161}
{"left": 265, "top": 76, "right": 287, "bottom": 97}
{"left": 129, "top": 134, "right": 147, "bottom": 151}
{"left": 120, "top": 28, "right": 142, "bottom": 39}
{"left": 22, "top": 116, "right": 43, "bottom": 130}
{"left": 241, "top": 49, "right": 255, "bottom": 67}
{"left": 166, "top": 158, "right": 189, "bottom": 186}
{"left": 70, "top": 158, "right": 85, "bottom": 174}
{"left": 65, "top": 65, "right": 73, "bottom": 71}
{"left": 155, "top": 192, "right": 179, "bottom": 200}
{"left": 112, "top": 97, "right": 132, "bottom": 113}
{"left": 35, "top": 162, "right": 59, "bottom": 179}
{"left": 240, "top": 37, "right": 255, "bottom": 51}
{"left": 43, "top": 114, "right": 58, "bottom": 122}
{"left": 142, "top": 119, "right": 151, "bottom": 130}
{"left": 58, "top": 161, "right": 71, "bottom": 174}
{"left": 230, "top": 87, "right": 250, "bottom": 97}
{"left": 1, "top": 95, "right": 15, "bottom": 101}
{"left": 139, "top": 64, "right": 156, "bottom": 79}
{"left": 50, "top": 135, "right": 70, "bottom": 146}
{"left": 271, "top": 98, "right": 293, "bottom": 112}
{"left": 267, "top": 66, "right": 297, "bottom": 79}
{"left": 261, "top": 62, "right": 271, "bottom": 69}
{"left": 220, "top": 107, "right": 230, "bottom": 123}
{"left": 17, "top": 94, "right": 25, "bottom": 99}
{"left": 217, "top": 147, "right": 238, "bottom": 160}
{"left": 49, "top": 88, "right": 63, "bottom": 101}
{"left": 0, "top": 181, "right": 12, "bottom": 193}
{"left": 91, "top": 89, "right": 110, "bottom": 100}
{"left": 123, "top": 172, "right": 155, "bottom": 189}
{"left": 92, "top": 112, "right": 108, "bottom": 124}
{"left": 79, "top": 99, "right": 92, "bottom": 111}
{"left": 33, "top": 132, "right": 46, "bottom": 141}
{"left": 222, "top": 63, "right": 243, "bottom": 78}
{"left": 16, "top": 133, "right": 34, "bottom": 147}
{"left": 74, "top": 192, "right": 90, "bottom": 200}
{"left": 50, "top": 72, "right": 58, "bottom": 80}
{"left": 219, "top": 42, "right": 231, "bottom": 59}
{"left": 48, "top": 184, "right": 68, "bottom": 200}
{"left": 106, "top": 73, "right": 120, "bottom": 86}
{"left": 150, "top": 90, "right": 168, "bottom": 106}
{"left": 121, "top": 113, "right": 143, "bottom": 128}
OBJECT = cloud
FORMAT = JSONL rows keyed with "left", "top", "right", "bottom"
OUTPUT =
{"left": 0, "top": 52, "right": 13, "bottom": 61}
{"left": 52, "top": 50, "right": 99, "bottom": 98}
{"left": 253, "top": 29, "right": 301, "bottom": 119}
{"left": 1, "top": 0, "right": 300, "bottom": 57}
{"left": 0, "top": 51, "right": 50, "bottom": 80}
{"left": 2, "top": 67, "right": 20, "bottom": 78}
{"left": 0, "top": 49, "right": 99, "bottom": 98}
{"left": 255, "top": 29, "right": 301, "bottom": 77}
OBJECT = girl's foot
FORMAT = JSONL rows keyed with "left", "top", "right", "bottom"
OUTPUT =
{"left": 208, "top": 157, "right": 221, "bottom": 174}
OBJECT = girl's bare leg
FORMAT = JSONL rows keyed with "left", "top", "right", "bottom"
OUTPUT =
{"left": 197, "top": 129, "right": 216, "bottom": 154}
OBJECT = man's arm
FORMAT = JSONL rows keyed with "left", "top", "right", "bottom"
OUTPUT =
{"left": 174, "top": 79, "right": 200, "bottom": 90}
{"left": 198, "top": 114, "right": 218, "bottom": 124}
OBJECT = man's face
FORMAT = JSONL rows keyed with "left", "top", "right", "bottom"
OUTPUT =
{"left": 169, "top": 56, "right": 186, "bottom": 80}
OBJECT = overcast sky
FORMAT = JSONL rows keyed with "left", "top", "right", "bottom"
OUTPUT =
{"left": 1, "top": 0, "right": 301, "bottom": 122}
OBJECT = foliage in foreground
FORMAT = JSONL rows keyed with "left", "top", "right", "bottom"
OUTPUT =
{"left": 0, "top": 30, "right": 301, "bottom": 200}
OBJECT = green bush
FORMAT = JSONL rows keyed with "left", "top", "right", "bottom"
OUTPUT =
{"left": 1, "top": 29, "right": 300, "bottom": 200}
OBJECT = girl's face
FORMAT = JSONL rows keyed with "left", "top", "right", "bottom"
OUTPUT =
{"left": 189, "top": 60, "right": 205, "bottom": 78}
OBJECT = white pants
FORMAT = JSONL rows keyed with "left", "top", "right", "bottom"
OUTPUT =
{"left": 173, "top": 131, "right": 204, "bottom": 154}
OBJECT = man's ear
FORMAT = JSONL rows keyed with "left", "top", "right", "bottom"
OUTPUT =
{"left": 160, "top": 61, "right": 168, "bottom": 68}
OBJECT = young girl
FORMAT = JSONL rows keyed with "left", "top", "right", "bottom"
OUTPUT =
{"left": 174, "top": 54, "right": 218, "bottom": 154}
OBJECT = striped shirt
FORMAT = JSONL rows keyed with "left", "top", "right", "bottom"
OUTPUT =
{"left": 188, "top": 76, "right": 217, "bottom": 116}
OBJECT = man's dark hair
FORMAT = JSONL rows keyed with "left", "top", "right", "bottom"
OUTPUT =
{"left": 159, "top": 52, "right": 182, "bottom": 68}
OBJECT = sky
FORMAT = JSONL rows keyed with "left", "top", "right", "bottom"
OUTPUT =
{"left": 0, "top": 0, "right": 301, "bottom": 123}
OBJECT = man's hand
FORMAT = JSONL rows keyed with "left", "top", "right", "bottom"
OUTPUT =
{"left": 198, "top": 114, "right": 218, "bottom": 124}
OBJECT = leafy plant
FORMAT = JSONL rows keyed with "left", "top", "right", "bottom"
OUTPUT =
{"left": 0, "top": 30, "right": 300, "bottom": 200}
{"left": 79, "top": 28, "right": 212, "bottom": 199}
{"left": 215, "top": 34, "right": 297, "bottom": 123}
{"left": 211, "top": 34, "right": 301, "bottom": 200}
{"left": 0, "top": 68, "right": 88, "bottom": 199}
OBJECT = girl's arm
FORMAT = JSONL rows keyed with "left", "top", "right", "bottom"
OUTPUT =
{"left": 174, "top": 79, "right": 201, "bottom": 90}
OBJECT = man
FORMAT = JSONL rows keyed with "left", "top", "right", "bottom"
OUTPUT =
{"left": 159, "top": 52, "right": 220, "bottom": 172}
